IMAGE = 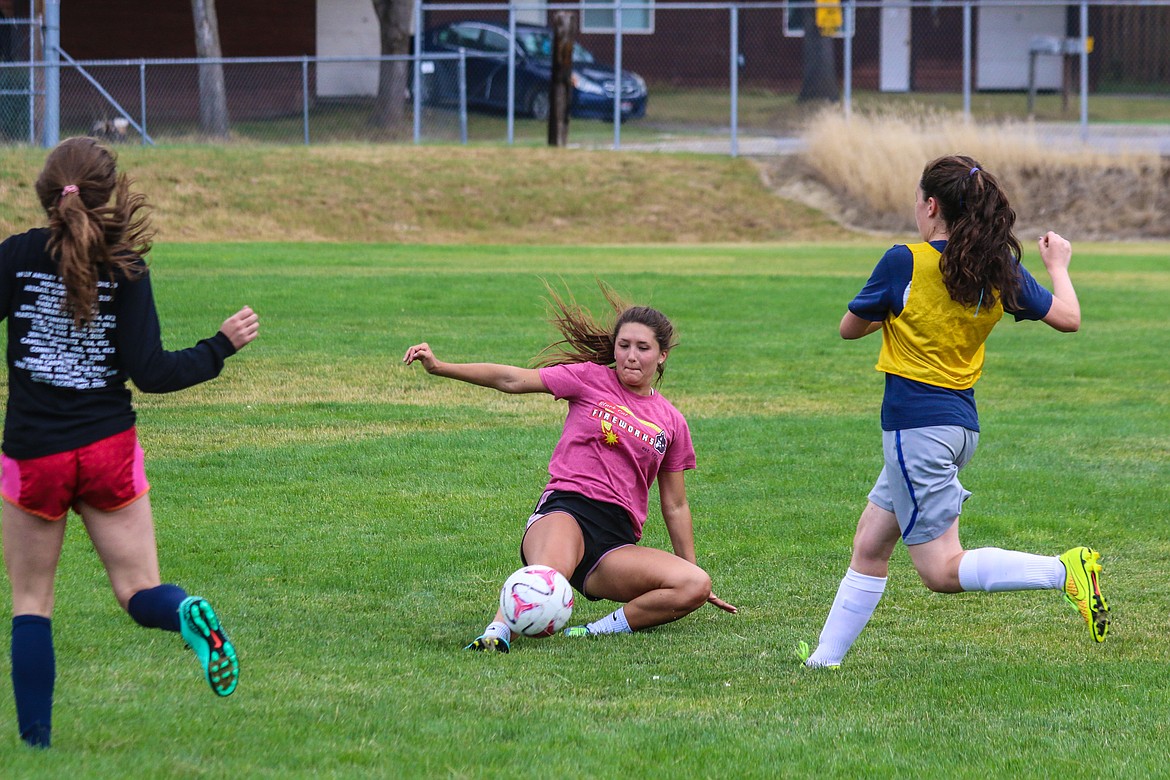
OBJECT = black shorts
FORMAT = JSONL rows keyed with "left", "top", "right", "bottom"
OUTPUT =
{"left": 521, "top": 490, "right": 637, "bottom": 601}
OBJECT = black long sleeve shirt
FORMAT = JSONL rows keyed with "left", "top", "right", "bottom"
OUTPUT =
{"left": 0, "top": 228, "right": 236, "bottom": 459}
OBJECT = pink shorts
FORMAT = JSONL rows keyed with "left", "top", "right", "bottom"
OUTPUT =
{"left": 1, "top": 427, "right": 150, "bottom": 521}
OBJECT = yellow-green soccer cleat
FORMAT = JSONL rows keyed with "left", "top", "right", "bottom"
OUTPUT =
{"left": 795, "top": 640, "right": 839, "bottom": 670}
{"left": 179, "top": 597, "right": 239, "bottom": 696}
{"left": 1059, "top": 547, "right": 1110, "bottom": 642}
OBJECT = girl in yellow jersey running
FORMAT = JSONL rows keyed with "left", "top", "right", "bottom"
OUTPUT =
{"left": 799, "top": 155, "right": 1108, "bottom": 669}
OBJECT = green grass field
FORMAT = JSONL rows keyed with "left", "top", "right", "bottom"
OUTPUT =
{"left": 1, "top": 241, "right": 1168, "bottom": 777}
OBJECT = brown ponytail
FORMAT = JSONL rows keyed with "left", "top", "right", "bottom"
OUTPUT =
{"left": 34, "top": 136, "right": 153, "bottom": 327}
{"left": 920, "top": 155, "right": 1022, "bottom": 311}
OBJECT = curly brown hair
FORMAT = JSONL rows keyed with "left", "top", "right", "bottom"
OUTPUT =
{"left": 34, "top": 136, "right": 154, "bottom": 327}
{"left": 920, "top": 154, "right": 1022, "bottom": 311}
{"left": 534, "top": 281, "right": 678, "bottom": 384}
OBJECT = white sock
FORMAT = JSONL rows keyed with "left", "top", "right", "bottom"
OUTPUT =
{"left": 807, "top": 568, "right": 887, "bottom": 667}
{"left": 957, "top": 548, "right": 1064, "bottom": 592}
{"left": 483, "top": 620, "right": 511, "bottom": 644}
{"left": 586, "top": 606, "right": 632, "bottom": 635}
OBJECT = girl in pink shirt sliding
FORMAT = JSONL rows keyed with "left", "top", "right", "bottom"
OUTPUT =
{"left": 403, "top": 283, "right": 735, "bottom": 652}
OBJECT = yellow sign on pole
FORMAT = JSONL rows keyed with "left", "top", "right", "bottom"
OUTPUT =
{"left": 816, "top": 0, "right": 842, "bottom": 35}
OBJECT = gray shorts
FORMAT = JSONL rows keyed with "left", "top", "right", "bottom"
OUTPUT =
{"left": 867, "top": 425, "right": 979, "bottom": 545}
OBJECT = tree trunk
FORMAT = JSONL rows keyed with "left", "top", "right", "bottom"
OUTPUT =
{"left": 798, "top": 7, "right": 839, "bottom": 103}
{"left": 548, "top": 12, "right": 574, "bottom": 147}
{"left": 190, "top": 0, "right": 230, "bottom": 137}
{"left": 370, "top": 0, "right": 414, "bottom": 135}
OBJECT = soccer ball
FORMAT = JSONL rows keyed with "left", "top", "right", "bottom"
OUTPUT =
{"left": 499, "top": 565, "right": 574, "bottom": 638}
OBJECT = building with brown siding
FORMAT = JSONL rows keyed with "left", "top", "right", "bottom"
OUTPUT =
{"left": 23, "top": 1, "right": 1170, "bottom": 123}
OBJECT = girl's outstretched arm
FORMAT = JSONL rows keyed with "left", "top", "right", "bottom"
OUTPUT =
{"left": 403, "top": 342, "right": 548, "bottom": 394}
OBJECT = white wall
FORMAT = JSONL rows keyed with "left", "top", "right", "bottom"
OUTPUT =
{"left": 976, "top": 5, "right": 1064, "bottom": 90}
{"left": 515, "top": 0, "right": 547, "bottom": 26}
{"left": 316, "top": 0, "right": 381, "bottom": 97}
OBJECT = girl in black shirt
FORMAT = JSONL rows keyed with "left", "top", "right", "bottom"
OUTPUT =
{"left": 1, "top": 137, "right": 259, "bottom": 748}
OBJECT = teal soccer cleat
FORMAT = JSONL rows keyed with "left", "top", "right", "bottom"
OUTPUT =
{"left": 179, "top": 597, "right": 239, "bottom": 696}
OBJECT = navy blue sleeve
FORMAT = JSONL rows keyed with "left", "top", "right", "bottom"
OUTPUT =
{"left": 1007, "top": 263, "right": 1055, "bottom": 322}
{"left": 113, "top": 269, "right": 238, "bottom": 393}
{"left": 848, "top": 245, "right": 913, "bottom": 321}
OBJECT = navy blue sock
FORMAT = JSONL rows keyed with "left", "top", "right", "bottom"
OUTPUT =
{"left": 127, "top": 583, "right": 188, "bottom": 632}
{"left": 11, "top": 615, "right": 54, "bottom": 748}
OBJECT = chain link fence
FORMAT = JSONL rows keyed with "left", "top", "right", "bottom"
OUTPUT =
{"left": 1, "top": 1, "right": 1168, "bottom": 153}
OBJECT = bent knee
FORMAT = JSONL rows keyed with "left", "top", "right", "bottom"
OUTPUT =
{"left": 673, "top": 568, "right": 713, "bottom": 612}
{"left": 115, "top": 579, "right": 163, "bottom": 613}
{"left": 916, "top": 570, "right": 961, "bottom": 594}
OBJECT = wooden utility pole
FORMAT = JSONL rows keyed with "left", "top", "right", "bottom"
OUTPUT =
{"left": 548, "top": 12, "right": 575, "bottom": 147}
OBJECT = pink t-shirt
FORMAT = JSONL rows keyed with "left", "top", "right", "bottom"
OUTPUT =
{"left": 538, "top": 361, "right": 696, "bottom": 539}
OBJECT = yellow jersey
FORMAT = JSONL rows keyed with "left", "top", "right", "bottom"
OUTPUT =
{"left": 875, "top": 242, "right": 1003, "bottom": 391}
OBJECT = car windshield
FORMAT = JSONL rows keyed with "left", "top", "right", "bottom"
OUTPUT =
{"left": 516, "top": 30, "right": 595, "bottom": 64}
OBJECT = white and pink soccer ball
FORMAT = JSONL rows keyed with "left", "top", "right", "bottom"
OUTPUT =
{"left": 499, "top": 565, "right": 574, "bottom": 637}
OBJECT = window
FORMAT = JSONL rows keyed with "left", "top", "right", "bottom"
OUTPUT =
{"left": 438, "top": 24, "right": 484, "bottom": 50}
{"left": 480, "top": 29, "right": 511, "bottom": 54}
{"left": 516, "top": 30, "right": 553, "bottom": 58}
{"left": 516, "top": 30, "right": 596, "bottom": 63}
{"left": 580, "top": 0, "right": 653, "bottom": 34}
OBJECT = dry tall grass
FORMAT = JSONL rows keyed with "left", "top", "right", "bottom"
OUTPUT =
{"left": 795, "top": 106, "right": 1170, "bottom": 239}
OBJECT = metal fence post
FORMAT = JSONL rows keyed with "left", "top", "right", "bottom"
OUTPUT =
{"left": 843, "top": 0, "right": 853, "bottom": 121}
{"left": 730, "top": 4, "right": 738, "bottom": 157}
{"left": 962, "top": 2, "right": 972, "bottom": 120}
{"left": 43, "top": 0, "right": 60, "bottom": 147}
{"left": 25, "top": 9, "right": 35, "bottom": 144}
{"left": 613, "top": 0, "right": 623, "bottom": 148}
{"left": 1079, "top": 1, "right": 1089, "bottom": 141}
{"left": 413, "top": 0, "right": 424, "bottom": 144}
{"left": 139, "top": 60, "right": 147, "bottom": 146}
{"left": 459, "top": 48, "right": 468, "bottom": 144}
{"left": 302, "top": 56, "right": 310, "bottom": 145}
{"left": 507, "top": 6, "right": 516, "bottom": 145}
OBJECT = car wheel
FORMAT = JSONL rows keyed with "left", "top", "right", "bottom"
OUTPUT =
{"left": 525, "top": 88, "right": 551, "bottom": 121}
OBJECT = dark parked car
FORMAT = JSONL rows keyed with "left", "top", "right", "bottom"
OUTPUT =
{"left": 421, "top": 21, "right": 648, "bottom": 121}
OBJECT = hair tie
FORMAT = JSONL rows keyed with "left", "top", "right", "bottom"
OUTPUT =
{"left": 60, "top": 184, "right": 79, "bottom": 200}
{"left": 969, "top": 167, "right": 980, "bottom": 177}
